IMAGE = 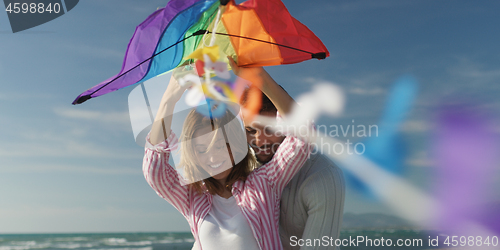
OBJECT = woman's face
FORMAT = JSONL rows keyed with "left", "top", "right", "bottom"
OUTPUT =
{"left": 192, "top": 127, "right": 233, "bottom": 181}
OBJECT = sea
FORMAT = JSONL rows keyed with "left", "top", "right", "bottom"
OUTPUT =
{"left": 0, "top": 230, "right": 448, "bottom": 250}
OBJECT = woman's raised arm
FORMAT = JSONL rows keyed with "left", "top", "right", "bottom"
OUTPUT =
{"left": 149, "top": 76, "right": 187, "bottom": 145}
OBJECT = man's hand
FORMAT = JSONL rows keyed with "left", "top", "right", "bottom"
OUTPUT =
{"left": 227, "top": 56, "right": 264, "bottom": 85}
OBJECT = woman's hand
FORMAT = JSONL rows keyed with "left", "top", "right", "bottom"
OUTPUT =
{"left": 162, "top": 75, "right": 188, "bottom": 104}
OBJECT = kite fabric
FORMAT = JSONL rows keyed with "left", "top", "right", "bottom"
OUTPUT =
{"left": 73, "top": 0, "right": 329, "bottom": 104}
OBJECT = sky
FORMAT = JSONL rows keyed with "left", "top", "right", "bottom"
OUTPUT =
{"left": 1, "top": 0, "right": 500, "bottom": 233}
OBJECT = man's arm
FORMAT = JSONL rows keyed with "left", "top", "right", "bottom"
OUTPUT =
{"left": 299, "top": 163, "right": 345, "bottom": 250}
{"left": 227, "top": 57, "right": 295, "bottom": 116}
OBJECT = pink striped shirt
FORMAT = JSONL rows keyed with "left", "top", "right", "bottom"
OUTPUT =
{"left": 143, "top": 131, "right": 311, "bottom": 250}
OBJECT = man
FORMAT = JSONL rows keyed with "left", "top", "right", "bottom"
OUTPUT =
{"left": 239, "top": 68, "right": 346, "bottom": 250}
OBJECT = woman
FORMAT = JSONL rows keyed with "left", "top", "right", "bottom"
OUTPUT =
{"left": 143, "top": 65, "right": 311, "bottom": 250}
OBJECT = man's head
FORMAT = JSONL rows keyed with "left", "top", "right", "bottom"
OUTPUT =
{"left": 240, "top": 88, "right": 286, "bottom": 164}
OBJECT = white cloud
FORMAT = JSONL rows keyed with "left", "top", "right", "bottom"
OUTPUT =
{"left": 62, "top": 42, "right": 124, "bottom": 61}
{"left": 303, "top": 76, "right": 388, "bottom": 96}
{"left": 54, "top": 107, "right": 130, "bottom": 124}
{"left": 0, "top": 105, "right": 140, "bottom": 160}
{"left": 0, "top": 139, "right": 140, "bottom": 159}
{"left": 459, "top": 68, "right": 500, "bottom": 79}
{"left": 301, "top": 0, "right": 419, "bottom": 18}
{"left": 92, "top": 0, "right": 166, "bottom": 16}
{"left": 1, "top": 119, "right": 139, "bottom": 159}
{"left": 348, "top": 86, "right": 386, "bottom": 96}
{"left": 303, "top": 77, "right": 325, "bottom": 84}
{"left": 0, "top": 205, "right": 189, "bottom": 233}
{"left": 0, "top": 92, "right": 54, "bottom": 101}
{"left": 0, "top": 162, "right": 139, "bottom": 175}
{"left": 401, "top": 120, "right": 433, "bottom": 133}
{"left": 446, "top": 58, "right": 500, "bottom": 88}
{"left": 347, "top": 72, "right": 394, "bottom": 87}
{"left": 406, "top": 150, "right": 435, "bottom": 167}
{"left": 120, "top": 1, "right": 166, "bottom": 15}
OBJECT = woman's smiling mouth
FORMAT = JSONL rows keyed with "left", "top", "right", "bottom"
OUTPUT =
{"left": 209, "top": 161, "right": 224, "bottom": 169}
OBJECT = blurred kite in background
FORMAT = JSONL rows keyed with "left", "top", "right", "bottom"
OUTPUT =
{"left": 433, "top": 106, "right": 500, "bottom": 235}
{"left": 73, "top": 0, "right": 329, "bottom": 105}
{"left": 343, "top": 76, "right": 418, "bottom": 198}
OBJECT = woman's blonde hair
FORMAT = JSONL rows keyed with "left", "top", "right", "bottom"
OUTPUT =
{"left": 178, "top": 105, "right": 256, "bottom": 195}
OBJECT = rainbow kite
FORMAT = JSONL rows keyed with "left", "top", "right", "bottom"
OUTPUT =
{"left": 73, "top": 0, "right": 329, "bottom": 104}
